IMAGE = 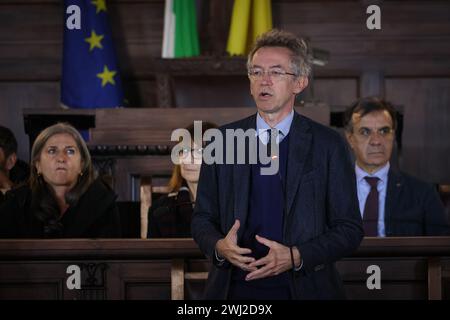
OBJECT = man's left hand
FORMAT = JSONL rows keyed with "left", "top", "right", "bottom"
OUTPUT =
{"left": 245, "top": 235, "right": 300, "bottom": 281}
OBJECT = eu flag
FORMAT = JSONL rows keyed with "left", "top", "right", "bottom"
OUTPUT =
{"left": 61, "top": 0, "right": 124, "bottom": 108}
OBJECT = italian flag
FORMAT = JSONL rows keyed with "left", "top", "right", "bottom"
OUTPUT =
{"left": 162, "top": 0, "right": 200, "bottom": 58}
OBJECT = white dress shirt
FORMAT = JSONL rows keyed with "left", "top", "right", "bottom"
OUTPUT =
{"left": 256, "top": 109, "right": 294, "bottom": 144}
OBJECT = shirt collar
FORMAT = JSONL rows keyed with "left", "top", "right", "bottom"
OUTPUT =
{"left": 355, "top": 162, "right": 390, "bottom": 184}
{"left": 256, "top": 109, "right": 294, "bottom": 138}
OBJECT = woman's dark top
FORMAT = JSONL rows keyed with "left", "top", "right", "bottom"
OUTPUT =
{"left": 147, "top": 187, "right": 193, "bottom": 238}
{"left": 0, "top": 177, "right": 121, "bottom": 238}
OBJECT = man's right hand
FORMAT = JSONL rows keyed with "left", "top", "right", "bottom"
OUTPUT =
{"left": 215, "top": 219, "right": 257, "bottom": 272}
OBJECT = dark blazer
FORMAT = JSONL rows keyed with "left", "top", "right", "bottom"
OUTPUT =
{"left": 384, "top": 169, "right": 450, "bottom": 236}
{"left": 192, "top": 112, "right": 364, "bottom": 300}
{"left": 0, "top": 160, "right": 30, "bottom": 206}
{"left": 147, "top": 188, "right": 193, "bottom": 238}
{"left": 0, "top": 177, "right": 121, "bottom": 238}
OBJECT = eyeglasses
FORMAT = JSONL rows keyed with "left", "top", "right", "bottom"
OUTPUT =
{"left": 355, "top": 127, "right": 394, "bottom": 140}
{"left": 248, "top": 68, "right": 297, "bottom": 81}
{"left": 178, "top": 147, "right": 203, "bottom": 159}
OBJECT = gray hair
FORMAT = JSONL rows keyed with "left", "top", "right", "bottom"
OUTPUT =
{"left": 247, "top": 29, "right": 312, "bottom": 77}
{"left": 30, "top": 122, "right": 94, "bottom": 204}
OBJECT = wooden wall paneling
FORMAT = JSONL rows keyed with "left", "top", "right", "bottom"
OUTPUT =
{"left": 274, "top": 1, "right": 450, "bottom": 77}
{"left": 116, "top": 261, "right": 171, "bottom": 300}
{"left": 386, "top": 78, "right": 450, "bottom": 184}
{"left": 113, "top": 156, "right": 172, "bottom": 201}
{"left": 204, "top": 0, "right": 234, "bottom": 55}
{"left": 172, "top": 75, "right": 255, "bottom": 108}
{"left": 3, "top": 1, "right": 442, "bottom": 79}
{"left": 428, "top": 257, "right": 443, "bottom": 300}
{"left": 0, "top": 2, "right": 63, "bottom": 80}
{"left": 90, "top": 105, "right": 330, "bottom": 146}
{"left": 1, "top": 238, "right": 448, "bottom": 300}
{"left": 443, "top": 259, "right": 450, "bottom": 299}
{"left": 93, "top": 107, "right": 329, "bottom": 133}
{"left": 2, "top": 1, "right": 450, "bottom": 80}
{"left": 108, "top": 1, "right": 165, "bottom": 78}
{"left": 0, "top": 262, "right": 65, "bottom": 300}
{"left": 360, "top": 70, "right": 384, "bottom": 98}
{"left": 91, "top": 128, "right": 176, "bottom": 145}
{"left": 0, "top": 260, "right": 173, "bottom": 300}
{"left": 337, "top": 258, "right": 427, "bottom": 299}
{"left": 0, "top": 82, "right": 60, "bottom": 161}
{"left": 150, "top": 57, "right": 249, "bottom": 108}
{"left": 122, "top": 79, "right": 158, "bottom": 108}
{"left": 155, "top": 74, "right": 173, "bottom": 108}
{"left": 313, "top": 78, "right": 359, "bottom": 111}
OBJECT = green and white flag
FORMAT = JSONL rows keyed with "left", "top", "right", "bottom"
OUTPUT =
{"left": 162, "top": 0, "right": 200, "bottom": 58}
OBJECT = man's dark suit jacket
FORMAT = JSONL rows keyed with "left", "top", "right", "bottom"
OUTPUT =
{"left": 384, "top": 169, "right": 450, "bottom": 236}
{"left": 192, "top": 112, "right": 364, "bottom": 300}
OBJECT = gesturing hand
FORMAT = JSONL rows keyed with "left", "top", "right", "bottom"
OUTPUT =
{"left": 215, "top": 220, "right": 257, "bottom": 272}
{"left": 245, "top": 235, "right": 299, "bottom": 281}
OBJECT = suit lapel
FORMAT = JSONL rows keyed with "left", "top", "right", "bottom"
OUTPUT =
{"left": 286, "top": 113, "right": 312, "bottom": 216}
{"left": 233, "top": 163, "right": 251, "bottom": 235}
{"left": 385, "top": 168, "right": 403, "bottom": 234}
{"left": 233, "top": 115, "right": 255, "bottom": 236}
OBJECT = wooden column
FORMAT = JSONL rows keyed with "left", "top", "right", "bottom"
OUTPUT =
{"left": 140, "top": 177, "right": 152, "bottom": 239}
{"left": 427, "top": 257, "right": 442, "bottom": 300}
{"left": 171, "top": 259, "right": 185, "bottom": 300}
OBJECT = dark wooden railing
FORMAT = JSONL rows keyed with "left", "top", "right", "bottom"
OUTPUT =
{"left": 0, "top": 237, "right": 449, "bottom": 300}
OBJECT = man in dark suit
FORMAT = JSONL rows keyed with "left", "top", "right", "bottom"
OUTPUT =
{"left": 0, "top": 126, "right": 29, "bottom": 204}
{"left": 0, "top": 126, "right": 17, "bottom": 198}
{"left": 344, "top": 97, "right": 450, "bottom": 236}
{"left": 191, "top": 29, "right": 364, "bottom": 300}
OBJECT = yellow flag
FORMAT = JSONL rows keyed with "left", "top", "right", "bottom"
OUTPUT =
{"left": 253, "top": 0, "right": 272, "bottom": 41}
{"left": 226, "top": 0, "right": 251, "bottom": 56}
{"left": 226, "top": 0, "right": 273, "bottom": 56}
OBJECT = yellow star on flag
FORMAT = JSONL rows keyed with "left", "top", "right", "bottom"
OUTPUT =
{"left": 97, "top": 65, "right": 116, "bottom": 87}
{"left": 85, "top": 30, "right": 104, "bottom": 51}
{"left": 91, "top": 0, "right": 107, "bottom": 13}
